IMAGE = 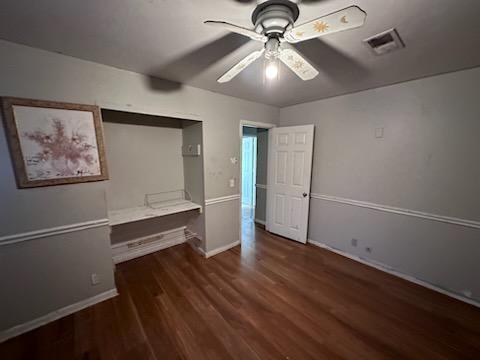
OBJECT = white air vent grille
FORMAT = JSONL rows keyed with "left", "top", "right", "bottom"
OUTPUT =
{"left": 364, "top": 28, "right": 405, "bottom": 55}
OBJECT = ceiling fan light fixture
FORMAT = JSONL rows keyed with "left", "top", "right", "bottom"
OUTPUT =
{"left": 206, "top": 3, "right": 366, "bottom": 83}
{"left": 265, "top": 60, "right": 279, "bottom": 80}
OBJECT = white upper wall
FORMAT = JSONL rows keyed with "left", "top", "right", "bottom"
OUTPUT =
{"left": 0, "top": 39, "right": 279, "bottom": 205}
{"left": 280, "top": 67, "right": 480, "bottom": 222}
{"left": 102, "top": 113, "right": 185, "bottom": 211}
{"left": 0, "top": 39, "right": 277, "bottom": 334}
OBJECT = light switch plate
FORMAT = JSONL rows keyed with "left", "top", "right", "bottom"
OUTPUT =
{"left": 375, "top": 127, "right": 384, "bottom": 138}
{"left": 182, "top": 144, "right": 201, "bottom": 156}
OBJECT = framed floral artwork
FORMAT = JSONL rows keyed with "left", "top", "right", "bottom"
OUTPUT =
{"left": 1, "top": 97, "right": 108, "bottom": 188}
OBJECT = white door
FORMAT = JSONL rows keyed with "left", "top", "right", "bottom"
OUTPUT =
{"left": 266, "top": 125, "right": 314, "bottom": 243}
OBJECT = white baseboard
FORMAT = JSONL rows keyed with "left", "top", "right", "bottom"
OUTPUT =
{"left": 0, "top": 288, "right": 118, "bottom": 343}
{"left": 205, "top": 240, "right": 240, "bottom": 258}
{"left": 307, "top": 239, "right": 480, "bottom": 308}
{"left": 254, "top": 219, "right": 266, "bottom": 225}
{"left": 112, "top": 227, "right": 186, "bottom": 264}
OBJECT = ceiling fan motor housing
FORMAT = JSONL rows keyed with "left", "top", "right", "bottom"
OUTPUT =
{"left": 252, "top": 0, "right": 299, "bottom": 38}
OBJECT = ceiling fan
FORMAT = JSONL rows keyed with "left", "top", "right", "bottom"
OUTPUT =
{"left": 204, "top": 0, "right": 366, "bottom": 83}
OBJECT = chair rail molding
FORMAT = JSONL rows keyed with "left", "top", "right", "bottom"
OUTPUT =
{"left": 310, "top": 193, "right": 480, "bottom": 229}
{"left": 205, "top": 194, "right": 241, "bottom": 206}
{"left": 0, "top": 218, "right": 110, "bottom": 246}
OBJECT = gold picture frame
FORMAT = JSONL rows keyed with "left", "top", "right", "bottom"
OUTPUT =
{"left": 1, "top": 97, "right": 109, "bottom": 188}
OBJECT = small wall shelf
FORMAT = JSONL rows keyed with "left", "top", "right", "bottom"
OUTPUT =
{"left": 109, "top": 190, "right": 202, "bottom": 226}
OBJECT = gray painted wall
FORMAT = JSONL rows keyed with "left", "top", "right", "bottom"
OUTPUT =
{"left": 0, "top": 39, "right": 277, "bottom": 334}
{"left": 242, "top": 127, "right": 257, "bottom": 137}
{"left": 183, "top": 121, "right": 206, "bottom": 247}
{"left": 102, "top": 110, "right": 185, "bottom": 211}
{"left": 255, "top": 128, "right": 268, "bottom": 223}
{"left": 0, "top": 227, "right": 115, "bottom": 333}
{"left": 205, "top": 199, "right": 240, "bottom": 253}
{"left": 280, "top": 67, "right": 480, "bottom": 302}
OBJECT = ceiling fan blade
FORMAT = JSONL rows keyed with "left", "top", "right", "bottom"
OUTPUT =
{"left": 284, "top": 6, "right": 366, "bottom": 43}
{"left": 204, "top": 21, "right": 267, "bottom": 42}
{"left": 218, "top": 49, "right": 265, "bottom": 83}
{"left": 278, "top": 48, "right": 318, "bottom": 81}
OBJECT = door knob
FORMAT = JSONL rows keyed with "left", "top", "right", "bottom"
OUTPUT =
{"left": 303, "top": 193, "right": 308, "bottom": 198}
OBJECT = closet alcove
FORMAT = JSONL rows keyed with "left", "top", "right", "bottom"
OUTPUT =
{"left": 101, "top": 109, "right": 205, "bottom": 263}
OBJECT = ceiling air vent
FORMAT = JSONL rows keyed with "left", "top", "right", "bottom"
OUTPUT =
{"left": 364, "top": 28, "right": 404, "bottom": 55}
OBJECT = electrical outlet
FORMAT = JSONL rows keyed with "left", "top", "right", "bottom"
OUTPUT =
{"left": 375, "top": 127, "right": 384, "bottom": 138}
{"left": 91, "top": 273, "right": 100, "bottom": 286}
{"left": 229, "top": 178, "right": 235, "bottom": 188}
{"left": 351, "top": 238, "right": 358, "bottom": 247}
{"left": 365, "top": 246, "right": 372, "bottom": 253}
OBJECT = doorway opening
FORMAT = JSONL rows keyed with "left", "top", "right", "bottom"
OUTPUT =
{"left": 240, "top": 121, "right": 274, "bottom": 245}
{"left": 242, "top": 134, "right": 257, "bottom": 223}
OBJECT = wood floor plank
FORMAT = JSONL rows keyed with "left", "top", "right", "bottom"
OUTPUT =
{"left": 237, "top": 233, "right": 470, "bottom": 359}
{"left": 154, "top": 249, "right": 262, "bottom": 360}
{"left": 219, "top": 244, "right": 402, "bottom": 359}
{"left": 118, "top": 258, "right": 185, "bottom": 360}
{"left": 1, "top": 223, "right": 479, "bottom": 359}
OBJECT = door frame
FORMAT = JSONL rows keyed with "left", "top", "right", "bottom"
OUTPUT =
{"left": 239, "top": 120, "right": 276, "bottom": 245}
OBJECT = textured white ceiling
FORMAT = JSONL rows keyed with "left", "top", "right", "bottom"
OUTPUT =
{"left": 0, "top": 0, "right": 479, "bottom": 107}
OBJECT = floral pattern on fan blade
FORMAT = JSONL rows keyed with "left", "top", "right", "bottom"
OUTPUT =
{"left": 313, "top": 21, "right": 329, "bottom": 33}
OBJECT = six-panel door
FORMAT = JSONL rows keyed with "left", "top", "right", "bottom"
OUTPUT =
{"left": 266, "top": 125, "right": 314, "bottom": 243}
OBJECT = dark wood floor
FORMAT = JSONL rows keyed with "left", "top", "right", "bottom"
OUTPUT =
{"left": 2, "top": 222, "right": 480, "bottom": 359}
